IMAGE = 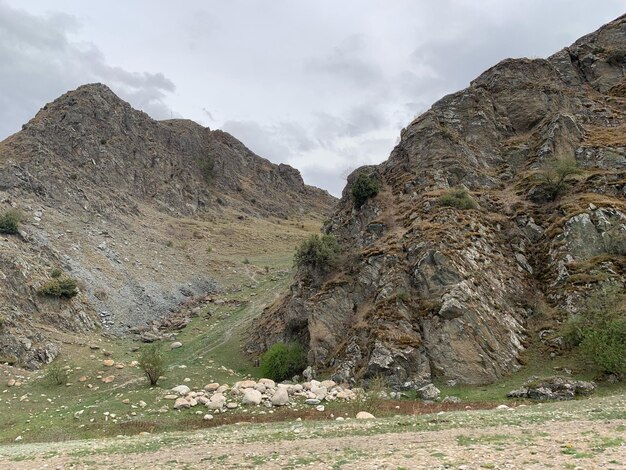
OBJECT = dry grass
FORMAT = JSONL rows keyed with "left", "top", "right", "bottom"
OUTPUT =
{"left": 583, "top": 124, "right": 626, "bottom": 147}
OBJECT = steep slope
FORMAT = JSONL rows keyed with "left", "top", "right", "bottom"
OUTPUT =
{"left": 0, "top": 84, "right": 335, "bottom": 368}
{"left": 249, "top": 15, "right": 626, "bottom": 386}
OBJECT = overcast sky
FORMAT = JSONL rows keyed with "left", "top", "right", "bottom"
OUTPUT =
{"left": 1, "top": 1, "right": 624, "bottom": 195}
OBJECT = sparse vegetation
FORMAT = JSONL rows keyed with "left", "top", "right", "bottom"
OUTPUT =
{"left": 437, "top": 188, "right": 478, "bottom": 210}
{"left": 352, "top": 173, "right": 380, "bottom": 208}
{"left": 138, "top": 343, "right": 167, "bottom": 386}
{"left": 562, "top": 284, "right": 626, "bottom": 376}
{"left": 259, "top": 342, "right": 307, "bottom": 382}
{"left": 294, "top": 234, "right": 341, "bottom": 271}
{"left": 45, "top": 363, "right": 68, "bottom": 386}
{"left": 0, "top": 209, "right": 22, "bottom": 235}
{"left": 38, "top": 277, "right": 79, "bottom": 298}
{"left": 536, "top": 156, "right": 581, "bottom": 200}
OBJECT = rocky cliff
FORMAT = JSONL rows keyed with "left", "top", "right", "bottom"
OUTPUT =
{"left": 0, "top": 84, "right": 335, "bottom": 368}
{"left": 249, "top": 15, "right": 626, "bottom": 387}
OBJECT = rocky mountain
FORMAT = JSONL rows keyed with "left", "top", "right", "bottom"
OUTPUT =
{"left": 0, "top": 84, "right": 335, "bottom": 368}
{"left": 249, "top": 15, "right": 626, "bottom": 387}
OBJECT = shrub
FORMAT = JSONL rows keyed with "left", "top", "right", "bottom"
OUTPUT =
{"left": 294, "top": 234, "right": 341, "bottom": 271}
{"left": 0, "top": 209, "right": 22, "bottom": 235}
{"left": 50, "top": 268, "right": 63, "bottom": 279}
{"left": 348, "top": 375, "right": 389, "bottom": 415}
{"left": 437, "top": 188, "right": 478, "bottom": 210}
{"left": 46, "top": 363, "right": 68, "bottom": 386}
{"left": 536, "top": 157, "right": 581, "bottom": 201}
{"left": 260, "top": 342, "right": 307, "bottom": 382}
{"left": 198, "top": 155, "right": 215, "bottom": 183}
{"left": 562, "top": 284, "right": 626, "bottom": 375}
{"left": 138, "top": 343, "right": 167, "bottom": 386}
{"left": 352, "top": 173, "right": 380, "bottom": 208}
{"left": 38, "top": 277, "right": 78, "bottom": 298}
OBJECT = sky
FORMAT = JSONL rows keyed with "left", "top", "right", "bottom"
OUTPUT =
{"left": 1, "top": 1, "right": 624, "bottom": 196}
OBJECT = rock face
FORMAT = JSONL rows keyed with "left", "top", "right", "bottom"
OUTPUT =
{"left": 250, "top": 15, "right": 626, "bottom": 386}
{"left": 0, "top": 84, "right": 335, "bottom": 368}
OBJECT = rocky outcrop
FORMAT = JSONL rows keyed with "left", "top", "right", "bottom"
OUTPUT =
{"left": 249, "top": 15, "right": 626, "bottom": 386}
{"left": 0, "top": 84, "right": 336, "bottom": 368}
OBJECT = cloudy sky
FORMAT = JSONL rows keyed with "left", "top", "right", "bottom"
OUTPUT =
{"left": 1, "top": 1, "right": 624, "bottom": 195}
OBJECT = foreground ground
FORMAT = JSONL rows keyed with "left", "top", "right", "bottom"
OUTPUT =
{"left": 0, "top": 394, "right": 624, "bottom": 469}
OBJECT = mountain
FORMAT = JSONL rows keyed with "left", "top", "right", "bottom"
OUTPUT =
{"left": 249, "top": 15, "right": 626, "bottom": 386}
{"left": 0, "top": 84, "right": 335, "bottom": 368}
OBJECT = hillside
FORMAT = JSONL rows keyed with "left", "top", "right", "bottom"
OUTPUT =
{"left": 0, "top": 84, "right": 335, "bottom": 368}
{"left": 249, "top": 14, "right": 626, "bottom": 386}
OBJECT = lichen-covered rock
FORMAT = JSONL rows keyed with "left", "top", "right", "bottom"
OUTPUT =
{"left": 249, "top": 15, "right": 626, "bottom": 386}
{"left": 507, "top": 376, "right": 596, "bottom": 400}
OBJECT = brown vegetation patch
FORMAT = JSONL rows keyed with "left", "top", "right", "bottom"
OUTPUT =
{"left": 583, "top": 124, "right": 626, "bottom": 147}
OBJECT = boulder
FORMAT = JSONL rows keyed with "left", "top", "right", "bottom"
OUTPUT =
{"left": 356, "top": 411, "right": 375, "bottom": 419}
{"left": 173, "top": 398, "right": 190, "bottom": 410}
{"left": 171, "top": 385, "right": 191, "bottom": 396}
{"left": 242, "top": 388, "right": 263, "bottom": 405}
{"left": 507, "top": 376, "right": 596, "bottom": 401}
{"left": 271, "top": 387, "right": 290, "bottom": 406}
{"left": 418, "top": 384, "right": 441, "bottom": 401}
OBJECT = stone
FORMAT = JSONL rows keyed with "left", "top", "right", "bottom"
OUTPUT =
{"left": 242, "top": 388, "right": 263, "bottom": 405}
{"left": 170, "top": 341, "right": 183, "bottom": 350}
{"left": 305, "top": 398, "right": 321, "bottom": 405}
{"left": 271, "top": 387, "right": 290, "bottom": 406}
{"left": 302, "top": 366, "right": 316, "bottom": 381}
{"left": 204, "top": 383, "right": 220, "bottom": 392}
{"left": 171, "top": 385, "right": 191, "bottom": 395}
{"left": 418, "top": 384, "right": 441, "bottom": 401}
{"left": 139, "top": 401, "right": 147, "bottom": 408}
{"left": 173, "top": 398, "right": 190, "bottom": 410}
{"left": 315, "top": 405, "right": 325, "bottom": 412}
{"left": 356, "top": 411, "right": 375, "bottom": 419}
{"left": 102, "top": 359, "right": 115, "bottom": 367}
{"left": 203, "top": 414, "right": 214, "bottom": 421}
{"left": 442, "top": 396, "right": 461, "bottom": 404}
{"left": 258, "top": 378, "right": 276, "bottom": 388}
{"left": 226, "top": 402, "right": 238, "bottom": 409}
{"left": 507, "top": 376, "right": 596, "bottom": 401}
{"left": 102, "top": 376, "right": 115, "bottom": 383}
{"left": 6, "top": 379, "right": 15, "bottom": 387}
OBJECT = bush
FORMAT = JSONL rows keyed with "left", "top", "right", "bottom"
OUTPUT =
{"left": 260, "top": 342, "right": 307, "bottom": 382}
{"left": 50, "top": 268, "right": 63, "bottom": 279}
{"left": 138, "top": 343, "right": 167, "bottom": 386}
{"left": 294, "top": 234, "right": 341, "bottom": 271}
{"left": 352, "top": 173, "right": 380, "bottom": 208}
{"left": 537, "top": 157, "right": 581, "bottom": 201}
{"left": 0, "top": 209, "right": 22, "bottom": 234}
{"left": 45, "top": 363, "right": 68, "bottom": 386}
{"left": 198, "top": 155, "right": 215, "bottom": 183}
{"left": 38, "top": 277, "right": 79, "bottom": 298}
{"left": 562, "top": 284, "right": 626, "bottom": 375}
{"left": 437, "top": 188, "right": 478, "bottom": 210}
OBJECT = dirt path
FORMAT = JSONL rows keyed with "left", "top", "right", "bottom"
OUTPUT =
{"left": 2, "top": 397, "right": 624, "bottom": 469}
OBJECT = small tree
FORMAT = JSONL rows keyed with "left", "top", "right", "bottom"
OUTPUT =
{"left": 537, "top": 157, "right": 581, "bottom": 201}
{"left": 138, "top": 343, "right": 166, "bottom": 386}
{"left": 352, "top": 173, "right": 380, "bottom": 208}
{"left": 198, "top": 155, "right": 215, "bottom": 183}
{"left": 0, "top": 209, "right": 22, "bottom": 235}
{"left": 260, "top": 342, "right": 307, "bottom": 382}
{"left": 294, "top": 234, "right": 341, "bottom": 271}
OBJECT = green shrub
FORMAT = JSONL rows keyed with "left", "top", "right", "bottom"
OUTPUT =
{"left": 0, "top": 209, "right": 22, "bottom": 235}
{"left": 45, "top": 363, "right": 68, "bottom": 386}
{"left": 38, "top": 277, "right": 79, "bottom": 298}
{"left": 138, "top": 343, "right": 167, "bottom": 386}
{"left": 198, "top": 155, "right": 215, "bottom": 183}
{"left": 437, "top": 188, "right": 478, "bottom": 210}
{"left": 536, "top": 157, "right": 581, "bottom": 201}
{"left": 562, "top": 284, "right": 626, "bottom": 375}
{"left": 352, "top": 173, "right": 380, "bottom": 208}
{"left": 50, "top": 267, "right": 63, "bottom": 279}
{"left": 260, "top": 342, "right": 307, "bottom": 382}
{"left": 294, "top": 234, "right": 341, "bottom": 271}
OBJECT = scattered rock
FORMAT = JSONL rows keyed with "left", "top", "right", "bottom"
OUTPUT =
{"left": 418, "top": 383, "right": 441, "bottom": 401}
{"left": 170, "top": 341, "right": 183, "bottom": 350}
{"left": 507, "top": 376, "right": 596, "bottom": 401}
{"left": 242, "top": 388, "right": 263, "bottom": 405}
{"left": 171, "top": 385, "right": 191, "bottom": 396}
{"left": 271, "top": 387, "right": 290, "bottom": 406}
{"left": 102, "top": 359, "right": 115, "bottom": 367}
{"left": 356, "top": 411, "right": 375, "bottom": 419}
{"left": 173, "top": 398, "right": 190, "bottom": 410}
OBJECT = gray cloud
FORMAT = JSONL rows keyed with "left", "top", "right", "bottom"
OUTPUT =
{"left": 0, "top": 1, "right": 175, "bottom": 138}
